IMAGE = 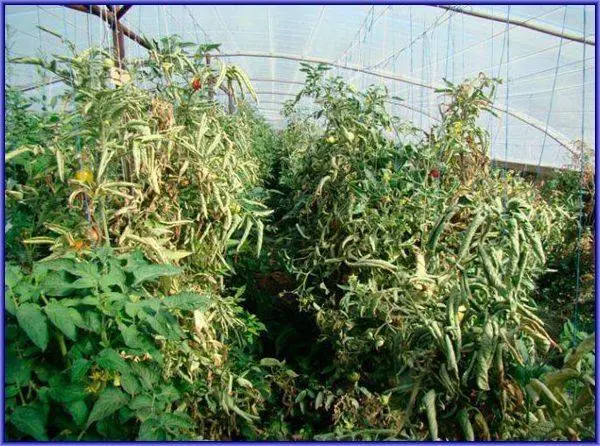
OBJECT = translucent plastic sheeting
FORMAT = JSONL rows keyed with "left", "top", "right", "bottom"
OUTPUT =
{"left": 5, "top": 4, "right": 595, "bottom": 169}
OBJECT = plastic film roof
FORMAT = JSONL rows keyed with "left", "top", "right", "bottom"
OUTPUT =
{"left": 5, "top": 5, "right": 596, "bottom": 169}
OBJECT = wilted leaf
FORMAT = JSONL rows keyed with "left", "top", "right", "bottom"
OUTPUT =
{"left": 260, "top": 357, "right": 282, "bottom": 367}
{"left": 423, "top": 389, "right": 438, "bottom": 440}
{"left": 458, "top": 408, "right": 474, "bottom": 441}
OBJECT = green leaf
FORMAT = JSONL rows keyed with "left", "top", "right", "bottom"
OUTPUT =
{"left": 13, "top": 280, "right": 40, "bottom": 302}
{"left": 70, "top": 277, "right": 98, "bottom": 289}
{"left": 138, "top": 418, "right": 165, "bottom": 440}
{"left": 68, "top": 261, "right": 100, "bottom": 281}
{"left": 33, "top": 258, "right": 75, "bottom": 277}
{"left": 129, "top": 394, "right": 153, "bottom": 411}
{"left": 5, "top": 263, "right": 23, "bottom": 288}
{"left": 33, "top": 367, "right": 53, "bottom": 384}
{"left": 139, "top": 309, "right": 183, "bottom": 340}
{"left": 6, "top": 353, "right": 31, "bottom": 385}
{"left": 118, "top": 406, "right": 136, "bottom": 424}
{"left": 39, "top": 272, "right": 75, "bottom": 296}
{"left": 6, "top": 385, "right": 20, "bottom": 398}
{"left": 16, "top": 303, "right": 48, "bottom": 350}
{"left": 162, "top": 292, "right": 210, "bottom": 312}
{"left": 120, "top": 371, "right": 141, "bottom": 396}
{"left": 124, "top": 302, "right": 141, "bottom": 318}
{"left": 45, "top": 300, "right": 78, "bottom": 340}
{"left": 99, "top": 260, "right": 126, "bottom": 292}
{"left": 5, "top": 293, "right": 17, "bottom": 316}
{"left": 49, "top": 383, "right": 87, "bottom": 403}
{"left": 61, "top": 296, "right": 99, "bottom": 308}
{"left": 68, "top": 307, "right": 86, "bottom": 328}
{"left": 131, "top": 363, "right": 160, "bottom": 390}
{"left": 67, "top": 400, "right": 88, "bottom": 426}
{"left": 160, "top": 412, "right": 194, "bottom": 430}
{"left": 120, "top": 324, "right": 143, "bottom": 349}
{"left": 86, "top": 387, "right": 129, "bottom": 426}
{"left": 71, "top": 359, "right": 91, "bottom": 382}
{"left": 132, "top": 264, "right": 182, "bottom": 286}
{"left": 158, "top": 385, "right": 180, "bottom": 402}
{"left": 10, "top": 406, "right": 48, "bottom": 440}
{"left": 83, "top": 311, "right": 102, "bottom": 334}
{"left": 122, "top": 249, "right": 148, "bottom": 272}
{"left": 95, "top": 348, "right": 129, "bottom": 374}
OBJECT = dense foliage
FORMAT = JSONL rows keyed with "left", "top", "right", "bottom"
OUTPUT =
{"left": 5, "top": 34, "right": 595, "bottom": 441}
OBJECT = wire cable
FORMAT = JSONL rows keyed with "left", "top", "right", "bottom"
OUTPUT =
{"left": 502, "top": 6, "right": 511, "bottom": 211}
{"left": 572, "top": 6, "right": 588, "bottom": 343}
{"left": 535, "top": 6, "right": 568, "bottom": 177}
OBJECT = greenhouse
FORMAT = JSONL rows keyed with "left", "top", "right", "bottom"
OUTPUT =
{"left": 4, "top": 4, "right": 596, "bottom": 441}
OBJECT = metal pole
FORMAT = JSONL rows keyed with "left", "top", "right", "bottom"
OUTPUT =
{"left": 228, "top": 92, "right": 235, "bottom": 114}
{"left": 116, "top": 5, "right": 133, "bottom": 20}
{"left": 108, "top": 5, "right": 125, "bottom": 68}
{"left": 434, "top": 5, "right": 594, "bottom": 46}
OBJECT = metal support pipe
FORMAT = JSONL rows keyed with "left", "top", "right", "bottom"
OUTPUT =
{"left": 434, "top": 5, "right": 594, "bottom": 46}
{"left": 108, "top": 5, "right": 125, "bottom": 67}
{"left": 116, "top": 5, "right": 133, "bottom": 20}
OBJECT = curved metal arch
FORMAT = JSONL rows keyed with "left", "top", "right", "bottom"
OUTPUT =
{"left": 216, "top": 52, "right": 579, "bottom": 155}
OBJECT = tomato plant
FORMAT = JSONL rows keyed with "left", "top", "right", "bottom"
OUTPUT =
{"left": 5, "top": 32, "right": 593, "bottom": 441}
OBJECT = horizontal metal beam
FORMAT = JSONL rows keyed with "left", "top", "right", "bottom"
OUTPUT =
{"left": 215, "top": 51, "right": 578, "bottom": 155}
{"left": 434, "top": 5, "right": 594, "bottom": 46}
